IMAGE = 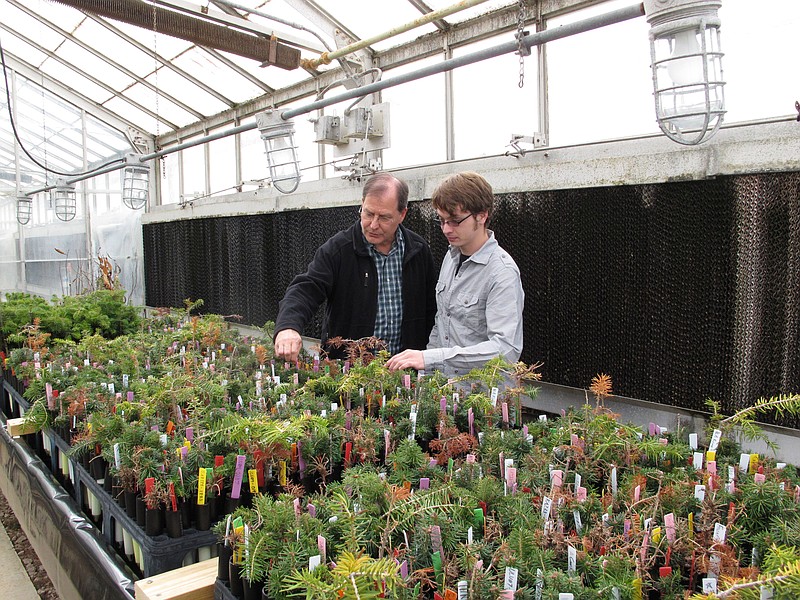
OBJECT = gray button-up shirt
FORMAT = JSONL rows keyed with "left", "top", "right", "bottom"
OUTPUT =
{"left": 422, "top": 231, "right": 524, "bottom": 377}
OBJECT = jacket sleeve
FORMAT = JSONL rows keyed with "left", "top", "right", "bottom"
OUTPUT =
{"left": 274, "top": 241, "right": 339, "bottom": 337}
{"left": 423, "top": 244, "right": 437, "bottom": 337}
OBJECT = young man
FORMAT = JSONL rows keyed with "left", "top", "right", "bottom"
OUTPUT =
{"left": 273, "top": 173, "right": 437, "bottom": 362}
{"left": 386, "top": 171, "right": 524, "bottom": 377}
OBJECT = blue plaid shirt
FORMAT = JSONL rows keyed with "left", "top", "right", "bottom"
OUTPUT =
{"left": 366, "top": 230, "right": 405, "bottom": 354}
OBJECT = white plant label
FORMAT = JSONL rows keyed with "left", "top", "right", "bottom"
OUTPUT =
{"left": 541, "top": 496, "right": 553, "bottom": 521}
{"left": 694, "top": 484, "right": 706, "bottom": 502}
{"left": 309, "top": 555, "right": 321, "bottom": 572}
{"left": 713, "top": 523, "right": 727, "bottom": 543}
{"left": 689, "top": 432, "right": 698, "bottom": 449}
{"left": 504, "top": 566, "right": 519, "bottom": 591}
{"left": 458, "top": 581, "right": 468, "bottom": 600}
{"left": 573, "top": 510, "right": 583, "bottom": 534}
{"left": 708, "top": 429, "right": 722, "bottom": 452}
{"left": 739, "top": 453, "right": 751, "bottom": 473}
{"left": 535, "top": 569, "right": 544, "bottom": 600}
{"left": 574, "top": 473, "right": 582, "bottom": 489}
{"left": 693, "top": 452, "right": 704, "bottom": 470}
{"left": 491, "top": 387, "right": 499, "bottom": 407}
{"left": 567, "top": 545, "right": 577, "bottom": 573}
{"left": 467, "top": 526, "right": 473, "bottom": 545}
{"left": 611, "top": 466, "right": 618, "bottom": 496}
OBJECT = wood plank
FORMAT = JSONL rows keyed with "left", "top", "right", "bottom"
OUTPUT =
{"left": 6, "top": 418, "right": 38, "bottom": 437}
{"left": 134, "top": 558, "right": 217, "bottom": 600}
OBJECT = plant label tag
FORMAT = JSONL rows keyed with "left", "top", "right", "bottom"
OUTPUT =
{"left": 576, "top": 486, "right": 587, "bottom": 502}
{"left": 551, "top": 469, "right": 563, "bottom": 488}
{"left": 708, "top": 429, "right": 722, "bottom": 452}
{"left": 612, "top": 588, "right": 621, "bottom": 600}
{"left": 458, "top": 581, "right": 468, "bottom": 600}
{"left": 713, "top": 523, "right": 727, "bottom": 543}
{"left": 611, "top": 467, "right": 618, "bottom": 497}
{"left": 309, "top": 555, "right": 321, "bottom": 572}
{"left": 539, "top": 414, "right": 547, "bottom": 422}
{"left": 504, "top": 566, "right": 518, "bottom": 590}
{"left": 541, "top": 496, "right": 553, "bottom": 521}
{"left": 567, "top": 546, "right": 577, "bottom": 573}
{"left": 502, "top": 402, "right": 509, "bottom": 423}
{"left": 709, "top": 555, "right": 721, "bottom": 577}
{"left": 403, "top": 374, "right": 411, "bottom": 389}
{"left": 634, "top": 485, "right": 641, "bottom": 503}
{"left": 114, "top": 443, "right": 121, "bottom": 469}
{"left": 108, "top": 383, "right": 115, "bottom": 395}
{"left": 491, "top": 387, "right": 499, "bottom": 407}
{"left": 535, "top": 569, "right": 544, "bottom": 600}
{"left": 703, "top": 576, "right": 718, "bottom": 592}
{"left": 573, "top": 510, "right": 583, "bottom": 534}
{"left": 693, "top": 452, "right": 704, "bottom": 470}
{"left": 467, "top": 526, "right": 473, "bottom": 545}
{"left": 761, "top": 586, "right": 774, "bottom": 599}
{"left": 739, "top": 453, "right": 750, "bottom": 473}
{"left": 431, "top": 525, "right": 442, "bottom": 553}
{"left": 754, "top": 472, "right": 766, "bottom": 484}
{"left": 602, "top": 513, "right": 610, "bottom": 525}
{"left": 574, "top": 473, "right": 581, "bottom": 489}
{"left": 707, "top": 460, "right": 717, "bottom": 475}
{"left": 400, "top": 560, "right": 408, "bottom": 579}
{"left": 749, "top": 453, "right": 759, "bottom": 474}
{"left": 664, "top": 513, "right": 676, "bottom": 543}
{"left": 694, "top": 484, "right": 706, "bottom": 502}
{"left": 559, "top": 594, "right": 574, "bottom": 600}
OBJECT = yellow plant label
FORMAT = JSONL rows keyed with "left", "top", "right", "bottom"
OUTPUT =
{"left": 248, "top": 468, "right": 258, "bottom": 493}
{"left": 197, "top": 467, "right": 207, "bottom": 505}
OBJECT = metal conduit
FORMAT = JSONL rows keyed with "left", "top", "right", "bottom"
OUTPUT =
{"left": 24, "top": 2, "right": 646, "bottom": 196}
{"left": 301, "top": 0, "right": 493, "bottom": 69}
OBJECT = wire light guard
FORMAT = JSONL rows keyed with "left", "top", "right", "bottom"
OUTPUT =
{"left": 52, "top": 179, "right": 77, "bottom": 221}
{"left": 256, "top": 110, "right": 301, "bottom": 194}
{"left": 122, "top": 155, "right": 150, "bottom": 210}
{"left": 644, "top": 0, "right": 725, "bottom": 145}
{"left": 16, "top": 196, "right": 33, "bottom": 225}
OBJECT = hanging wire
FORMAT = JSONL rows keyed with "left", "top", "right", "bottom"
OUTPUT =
{"left": 0, "top": 34, "right": 125, "bottom": 178}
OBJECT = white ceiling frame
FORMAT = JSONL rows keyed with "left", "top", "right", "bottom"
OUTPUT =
{"left": 2, "top": 50, "right": 143, "bottom": 136}
{"left": 8, "top": 0, "right": 206, "bottom": 123}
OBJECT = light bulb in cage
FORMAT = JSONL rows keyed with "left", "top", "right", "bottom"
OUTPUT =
{"left": 52, "top": 179, "right": 77, "bottom": 221}
{"left": 644, "top": 0, "right": 725, "bottom": 145}
{"left": 17, "top": 196, "right": 33, "bottom": 225}
{"left": 122, "top": 155, "right": 150, "bottom": 210}
{"left": 256, "top": 109, "right": 301, "bottom": 194}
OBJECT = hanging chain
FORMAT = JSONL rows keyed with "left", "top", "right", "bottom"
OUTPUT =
{"left": 516, "top": 0, "right": 529, "bottom": 88}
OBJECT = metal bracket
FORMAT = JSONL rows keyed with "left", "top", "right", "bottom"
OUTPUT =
{"left": 508, "top": 132, "right": 547, "bottom": 155}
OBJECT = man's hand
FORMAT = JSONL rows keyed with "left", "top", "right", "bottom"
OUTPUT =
{"left": 274, "top": 329, "right": 303, "bottom": 363}
{"left": 385, "top": 349, "right": 425, "bottom": 372}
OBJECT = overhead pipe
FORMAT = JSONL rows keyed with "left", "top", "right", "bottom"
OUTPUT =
{"left": 22, "top": 3, "right": 646, "bottom": 197}
{"left": 301, "top": 0, "right": 493, "bottom": 69}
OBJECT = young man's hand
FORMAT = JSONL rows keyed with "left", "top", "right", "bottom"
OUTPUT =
{"left": 385, "top": 349, "right": 425, "bottom": 372}
{"left": 274, "top": 329, "right": 303, "bottom": 363}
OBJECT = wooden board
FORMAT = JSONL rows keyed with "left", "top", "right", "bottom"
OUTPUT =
{"left": 6, "top": 417, "right": 38, "bottom": 437}
{"left": 134, "top": 558, "right": 217, "bottom": 600}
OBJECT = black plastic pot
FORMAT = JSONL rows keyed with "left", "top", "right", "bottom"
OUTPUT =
{"left": 228, "top": 557, "right": 243, "bottom": 598}
{"left": 217, "top": 543, "right": 233, "bottom": 582}
{"left": 165, "top": 509, "right": 182, "bottom": 538}
{"left": 145, "top": 507, "right": 163, "bottom": 536}
{"left": 195, "top": 502, "right": 211, "bottom": 531}
{"left": 124, "top": 490, "right": 137, "bottom": 518}
{"left": 135, "top": 495, "right": 146, "bottom": 527}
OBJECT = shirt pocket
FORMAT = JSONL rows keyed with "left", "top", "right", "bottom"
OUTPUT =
{"left": 435, "top": 281, "right": 447, "bottom": 311}
{"left": 454, "top": 292, "right": 487, "bottom": 332}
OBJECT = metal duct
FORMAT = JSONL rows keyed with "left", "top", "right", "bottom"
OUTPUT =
{"left": 52, "top": 0, "right": 301, "bottom": 69}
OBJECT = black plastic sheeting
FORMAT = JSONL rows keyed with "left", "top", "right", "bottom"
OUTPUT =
{"left": 143, "top": 173, "right": 800, "bottom": 426}
{"left": 0, "top": 391, "right": 135, "bottom": 600}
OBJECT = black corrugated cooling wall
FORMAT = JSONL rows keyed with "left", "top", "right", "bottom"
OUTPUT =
{"left": 143, "top": 172, "right": 800, "bottom": 423}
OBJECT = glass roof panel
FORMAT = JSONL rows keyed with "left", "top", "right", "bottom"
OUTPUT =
{"left": 53, "top": 40, "right": 135, "bottom": 96}
{"left": 169, "top": 51, "right": 261, "bottom": 105}
{"left": 324, "top": 1, "right": 436, "bottom": 51}
{"left": 2, "top": 4, "right": 65, "bottom": 55}
{"left": 112, "top": 20, "right": 196, "bottom": 61}
{"left": 0, "top": 30, "right": 50, "bottom": 68}
{"left": 130, "top": 78, "right": 210, "bottom": 127}
{"left": 38, "top": 59, "right": 116, "bottom": 106}
{"left": 77, "top": 21, "right": 163, "bottom": 80}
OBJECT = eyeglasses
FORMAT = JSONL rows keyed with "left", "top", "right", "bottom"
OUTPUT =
{"left": 434, "top": 213, "right": 474, "bottom": 228}
{"left": 359, "top": 207, "right": 395, "bottom": 225}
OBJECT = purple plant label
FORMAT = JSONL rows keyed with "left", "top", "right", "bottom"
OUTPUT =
{"left": 231, "top": 454, "right": 246, "bottom": 499}
{"left": 318, "top": 535, "right": 326, "bottom": 562}
{"left": 429, "top": 458, "right": 437, "bottom": 468}
{"left": 308, "top": 503, "right": 316, "bottom": 518}
{"left": 440, "top": 396, "right": 447, "bottom": 413}
{"left": 151, "top": 425, "right": 159, "bottom": 432}
{"left": 186, "top": 427, "right": 194, "bottom": 441}
{"left": 468, "top": 408, "right": 474, "bottom": 437}
{"left": 400, "top": 560, "right": 408, "bottom": 579}
{"left": 624, "top": 519, "right": 631, "bottom": 539}
{"left": 127, "top": 391, "right": 134, "bottom": 402}
{"left": 523, "top": 424, "right": 528, "bottom": 438}
{"left": 420, "top": 478, "right": 430, "bottom": 490}
{"left": 181, "top": 446, "right": 188, "bottom": 460}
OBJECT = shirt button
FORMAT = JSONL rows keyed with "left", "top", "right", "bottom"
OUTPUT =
{"left": 446, "top": 312, "right": 450, "bottom": 317}
{"left": 444, "top": 336, "right": 449, "bottom": 340}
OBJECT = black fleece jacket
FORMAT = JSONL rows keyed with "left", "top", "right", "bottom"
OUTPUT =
{"left": 274, "top": 221, "right": 437, "bottom": 358}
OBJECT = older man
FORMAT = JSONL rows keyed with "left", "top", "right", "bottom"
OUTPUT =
{"left": 274, "top": 173, "right": 437, "bottom": 362}
{"left": 386, "top": 171, "right": 524, "bottom": 377}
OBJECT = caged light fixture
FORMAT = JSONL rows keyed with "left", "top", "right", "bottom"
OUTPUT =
{"left": 256, "top": 109, "right": 301, "bottom": 194}
{"left": 122, "top": 154, "right": 150, "bottom": 210}
{"left": 16, "top": 196, "right": 32, "bottom": 225}
{"left": 52, "top": 179, "right": 77, "bottom": 221}
{"left": 644, "top": 0, "right": 725, "bottom": 145}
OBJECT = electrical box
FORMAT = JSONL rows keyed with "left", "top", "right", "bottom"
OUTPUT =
{"left": 313, "top": 115, "right": 342, "bottom": 145}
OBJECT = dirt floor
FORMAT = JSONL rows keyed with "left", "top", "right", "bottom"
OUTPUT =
{"left": 0, "top": 487, "right": 60, "bottom": 600}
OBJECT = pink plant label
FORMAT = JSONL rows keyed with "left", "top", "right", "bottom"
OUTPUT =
{"left": 707, "top": 461, "right": 717, "bottom": 475}
{"left": 634, "top": 485, "right": 640, "bottom": 503}
{"left": 431, "top": 525, "right": 442, "bottom": 553}
{"left": 502, "top": 402, "right": 509, "bottom": 423}
{"left": 318, "top": 535, "right": 326, "bottom": 562}
{"left": 468, "top": 408, "right": 474, "bottom": 437}
{"left": 576, "top": 486, "right": 587, "bottom": 502}
{"left": 664, "top": 513, "right": 676, "bottom": 543}
{"left": 551, "top": 470, "right": 563, "bottom": 489}
{"left": 754, "top": 473, "right": 766, "bottom": 484}
{"left": 404, "top": 375, "right": 411, "bottom": 389}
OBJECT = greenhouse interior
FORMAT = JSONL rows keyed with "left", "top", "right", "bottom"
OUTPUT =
{"left": 2, "top": 0, "right": 800, "bottom": 599}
